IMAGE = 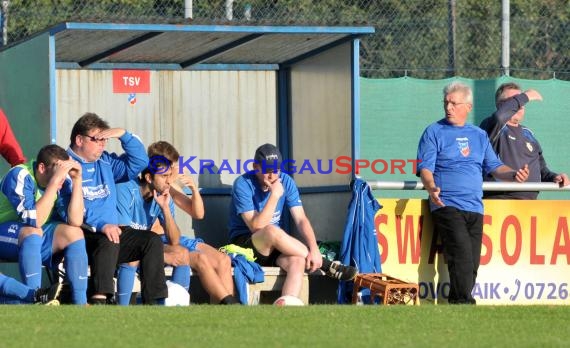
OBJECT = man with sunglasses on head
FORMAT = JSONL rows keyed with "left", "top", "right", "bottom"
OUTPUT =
{"left": 60, "top": 113, "right": 167, "bottom": 305}
{"left": 479, "top": 82, "right": 569, "bottom": 199}
{"left": 228, "top": 143, "right": 358, "bottom": 304}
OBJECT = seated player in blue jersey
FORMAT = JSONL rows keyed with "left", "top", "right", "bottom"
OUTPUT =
{"left": 229, "top": 144, "right": 358, "bottom": 303}
{"left": 115, "top": 148, "right": 238, "bottom": 305}
{"left": 0, "top": 272, "right": 62, "bottom": 305}
{"left": 147, "top": 141, "right": 236, "bottom": 304}
{"left": 0, "top": 144, "right": 88, "bottom": 304}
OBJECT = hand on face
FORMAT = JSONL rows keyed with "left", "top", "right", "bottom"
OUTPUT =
{"left": 176, "top": 174, "right": 197, "bottom": 191}
{"left": 66, "top": 159, "right": 82, "bottom": 180}
{"left": 49, "top": 159, "right": 81, "bottom": 189}
{"left": 153, "top": 189, "right": 171, "bottom": 210}
{"left": 92, "top": 128, "right": 126, "bottom": 140}
{"left": 524, "top": 89, "right": 543, "bottom": 102}
{"left": 263, "top": 177, "right": 284, "bottom": 198}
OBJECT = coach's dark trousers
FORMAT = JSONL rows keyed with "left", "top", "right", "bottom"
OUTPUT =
{"left": 431, "top": 206, "right": 483, "bottom": 305}
{"left": 83, "top": 227, "right": 168, "bottom": 303}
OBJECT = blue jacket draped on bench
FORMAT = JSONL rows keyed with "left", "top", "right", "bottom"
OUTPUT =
{"left": 230, "top": 254, "right": 264, "bottom": 304}
{"left": 337, "top": 178, "right": 383, "bottom": 304}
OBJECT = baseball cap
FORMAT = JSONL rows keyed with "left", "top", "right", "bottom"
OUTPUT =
{"left": 254, "top": 143, "right": 282, "bottom": 167}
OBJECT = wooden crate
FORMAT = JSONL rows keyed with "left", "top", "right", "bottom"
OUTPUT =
{"left": 351, "top": 273, "right": 420, "bottom": 305}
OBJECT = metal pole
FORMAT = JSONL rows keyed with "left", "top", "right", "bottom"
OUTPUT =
{"left": 1, "top": 0, "right": 9, "bottom": 47}
{"left": 447, "top": 0, "right": 457, "bottom": 77}
{"left": 184, "top": 0, "right": 193, "bottom": 19}
{"left": 0, "top": 3, "right": 3, "bottom": 47}
{"left": 364, "top": 180, "right": 570, "bottom": 192}
{"left": 244, "top": 3, "right": 252, "bottom": 21}
{"left": 501, "top": 0, "right": 510, "bottom": 76}
{"left": 225, "top": 0, "right": 234, "bottom": 21}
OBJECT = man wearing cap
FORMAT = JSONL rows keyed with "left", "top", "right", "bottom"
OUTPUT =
{"left": 228, "top": 143, "right": 357, "bottom": 303}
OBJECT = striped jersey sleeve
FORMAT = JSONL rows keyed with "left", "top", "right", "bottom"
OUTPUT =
{"left": 0, "top": 166, "right": 39, "bottom": 226}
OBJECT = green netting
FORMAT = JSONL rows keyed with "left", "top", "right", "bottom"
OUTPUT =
{"left": 360, "top": 77, "right": 570, "bottom": 200}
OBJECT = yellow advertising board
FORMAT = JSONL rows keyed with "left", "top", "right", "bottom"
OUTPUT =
{"left": 376, "top": 199, "right": 570, "bottom": 305}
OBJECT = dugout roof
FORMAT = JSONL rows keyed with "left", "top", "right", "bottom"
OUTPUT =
{"left": 42, "top": 22, "right": 374, "bottom": 69}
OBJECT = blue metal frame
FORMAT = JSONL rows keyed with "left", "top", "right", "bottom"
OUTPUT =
{"left": 49, "top": 34, "right": 57, "bottom": 143}
{"left": 351, "top": 39, "right": 361, "bottom": 181}
{"left": 195, "top": 185, "right": 350, "bottom": 196}
{"left": 197, "top": 188, "right": 232, "bottom": 195}
{"left": 276, "top": 67, "right": 293, "bottom": 231}
{"left": 277, "top": 68, "right": 291, "bottom": 171}
{"left": 299, "top": 185, "right": 351, "bottom": 194}
{"left": 0, "top": 7, "right": 4, "bottom": 48}
{"left": 56, "top": 62, "right": 279, "bottom": 71}
{"left": 48, "top": 22, "right": 375, "bottom": 36}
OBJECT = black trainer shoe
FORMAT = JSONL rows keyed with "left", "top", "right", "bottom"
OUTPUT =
{"left": 219, "top": 295, "right": 240, "bottom": 305}
{"left": 323, "top": 261, "right": 358, "bottom": 281}
{"left": 89, "top": 296, "right": 116, "bottom": 305}
{"left": 34, "top": 283, "right": 63, "bottom": 305}
{"left": 89, "top": 297, "right": 107, "bottom": 305}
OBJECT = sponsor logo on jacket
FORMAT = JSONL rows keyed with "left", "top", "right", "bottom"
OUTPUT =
{"left": 83, "top": 185, "right": 111, "bottom": 200}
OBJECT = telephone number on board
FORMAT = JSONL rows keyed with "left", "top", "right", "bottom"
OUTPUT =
{"left": 505, "top": 280, "right": 568, "bottom": 301}
{"left": 419, "top": 280, "right": 569, "bottom": 301}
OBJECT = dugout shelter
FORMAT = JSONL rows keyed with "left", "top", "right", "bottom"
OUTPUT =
{"left": 0, "top": 22, "right": 374, "bottom": 250}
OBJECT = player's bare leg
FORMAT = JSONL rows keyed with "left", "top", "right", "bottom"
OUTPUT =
{"left": 195, "top": 243, "right": 234, "bottom": 296}
{"left": 276, "top": 255, "right": 305, "bottom": 298}
{"left": 251, "top": 225, "right": 308, "bottom": 258}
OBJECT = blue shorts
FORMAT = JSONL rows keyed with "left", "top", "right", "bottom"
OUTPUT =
{"left": 160, "top": 235, "right": 203, "bottom": 252}
{"left": 0, "top": 221, "right": 60, "bottom": 267}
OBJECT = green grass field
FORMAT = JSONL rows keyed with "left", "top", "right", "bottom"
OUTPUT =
{"left": 1, "top": 305, "right": 569, "bottom": 348}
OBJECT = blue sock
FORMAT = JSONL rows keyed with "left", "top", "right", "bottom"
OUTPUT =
{"left": 116, "top": 264, "right": 137, "bottom": 306}
{"left": 0, "top": 273, "right": 35, "bottom": 303}
{"left": 19, "top": 234, "right": 42, "bottom": 289}
{"left": 171, "top": 265, "right": 191, "bottom": 291}
{"left": 64, "top": 239, "right": 88, "bottom": 305}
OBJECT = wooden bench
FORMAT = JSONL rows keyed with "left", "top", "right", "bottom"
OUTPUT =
{"left": 1, "top": 261, "right": 310, "bottom": 305}
{"left": 133, "top": 266, "right": 309, "bottom": 305}
{"left": 245, "top": 267, "right": 309, "bottom": 305}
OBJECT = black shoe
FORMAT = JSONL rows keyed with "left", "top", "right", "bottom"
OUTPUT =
{"left": 89, "top": 296, "right": 116, "bottom": 305}
{"left": 219, "top": 295, "right": 240, "bottom": 305}
{"left": 57, "top": 283, "right": 72, "bottom": 305}
{"left": 322, "top": 260, "right": 358, "bottom": 281}
{"left": 89, "top": 297, "right": 106, "bottom": 305}
{"left": 34, "top": 283, "right": 63, "bottom": 305}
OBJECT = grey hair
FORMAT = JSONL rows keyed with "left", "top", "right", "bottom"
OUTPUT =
{"left": 443, "top": 82, "right": 473, "bottom": 104}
